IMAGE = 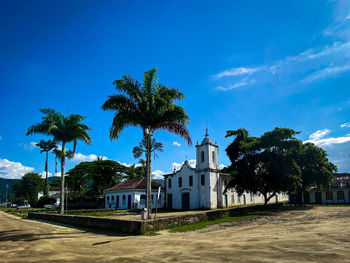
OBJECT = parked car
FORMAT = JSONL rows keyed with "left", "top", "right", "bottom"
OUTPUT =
{"left": 17, "top": 200, "right": 31, "bottom": 209}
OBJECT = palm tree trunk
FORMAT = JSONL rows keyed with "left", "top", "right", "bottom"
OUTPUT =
{"left": 60, "top": 142, "right": 66, "bottom": 215}
{"left": 146, "top": 132, "right": 152, "bottom": 219}
{"left": 44, "top": 151, "right": 49, "bottom": 196}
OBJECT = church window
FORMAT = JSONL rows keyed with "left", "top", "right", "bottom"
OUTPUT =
{"left": 231, "top": 194, "right": 235, "bottom": 203}
{"left": 107, "top": 196, "right": 110, "bottom": 201}
{"left": 168, "top": 178, "right": 172, "bottom": 189}
{"left": 212, "top": 151, "right": 215, "bottom": 163}
{"left": 201, "top": 174, "right": 205, "bottom": 186}
{"left": 179, "top": 177, "right": 182, "bottom": 188}
{"left": 189, "top": 176, "right": 193, "bottom": 186}
{"left": 122, "top": 195, "right": 126, "bottom": 205}
{"left": 111, "top": 195, "right": 114, "bottom": 201}
{"left": 201, "top": 151, "right": 204, "bottom": 162}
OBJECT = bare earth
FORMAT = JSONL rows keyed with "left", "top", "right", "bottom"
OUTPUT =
{"left": 1, "top": 206, "right": 350, "bottom": 263}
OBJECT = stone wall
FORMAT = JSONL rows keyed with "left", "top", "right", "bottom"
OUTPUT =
{"left": 28, "top": 203, "right": 285, "bottom": 234}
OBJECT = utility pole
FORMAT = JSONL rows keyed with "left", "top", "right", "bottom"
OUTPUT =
{"left": 65, "top": 183, "right": 68, "bottom": 215}
{"left": 5, "top": 184, "right": 8, "bottom": 204}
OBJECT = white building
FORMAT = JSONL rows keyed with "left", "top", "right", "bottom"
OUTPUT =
{"left": 37, "top": 187, "right": 60, "bottom": 200}
{"left": 164, "top": 130, "right": 288, "bottom": 210}
{"left": 104, "top": 177, "right": 164, "bottom": 210}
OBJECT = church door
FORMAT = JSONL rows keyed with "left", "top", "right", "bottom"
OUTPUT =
{"left": 182, "top": 192, "right": 190, "bottom": 210}
{"left": 167, "top": 194, "right": 173, "bottom": 209}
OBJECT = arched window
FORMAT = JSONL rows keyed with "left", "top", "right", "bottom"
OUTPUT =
{"left": 201, "top": 151, "right": 204, "bottom": 162}
{"left": 212, "top": 151, "right": 215, "bottom": 163}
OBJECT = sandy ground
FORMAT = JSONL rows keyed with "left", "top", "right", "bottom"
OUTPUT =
{"left": 0, "top": 206, "right": 350, "bottom": 263}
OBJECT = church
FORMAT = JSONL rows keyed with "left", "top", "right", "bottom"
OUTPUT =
{"left": 163, "top": 129, "right": 289, "bottom": 210}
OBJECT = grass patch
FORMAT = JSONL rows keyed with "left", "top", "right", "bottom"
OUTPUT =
{"left": 66, "top": 210, "right": 134, "bottom": 217}
{"left": 168, "top": 212, "right": 266, "bottom": 233}
{"left": 324, "top": 204, "right": 350, "bottom": 207}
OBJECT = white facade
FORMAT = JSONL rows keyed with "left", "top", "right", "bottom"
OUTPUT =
{"left": 165, "top": 130, "right": 289, "bottom": 210}
{"left": 37, "top": 189, "right": 60, "bottom": 200}
{"left": 105, "top": 189, "right": 164, "bottom": 210}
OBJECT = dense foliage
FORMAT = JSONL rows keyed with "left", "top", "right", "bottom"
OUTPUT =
{"left": 66, "top": 159, "right": 136, "bottom": 198}
{"left": 224, "top": 127, "right": 337, "bottom": 204}
{"left": 12, "top": 173, "right": 44, "bottom": 206}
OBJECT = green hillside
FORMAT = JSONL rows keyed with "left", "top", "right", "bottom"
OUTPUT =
{"left": 0, "top": 178, "right": 19, "bottom": 203}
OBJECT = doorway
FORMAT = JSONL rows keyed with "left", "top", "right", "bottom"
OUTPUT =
{"left": 182, "top": 192, "right": 190, "bottom": 210}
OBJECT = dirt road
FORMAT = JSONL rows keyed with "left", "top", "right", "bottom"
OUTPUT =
{"left": 0, "top": 206, "right": 350, "bottom": 262}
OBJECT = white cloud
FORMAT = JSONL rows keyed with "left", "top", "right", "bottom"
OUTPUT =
{"left": 340, "top": 122, "right": 350, "bottom": 128}
{"left": 70, "top": 153, "right": 108, "bottom": 163}
{"left": 306, "top": 135, "right": 350, "bottom": 147}
{"left": 214, "top": 67, "right": 260, "bottom": 78}
{"left": 219, "top": 164, "right": 227, "bottom": 170}
{"left": 0, "top": 158, "right": 34, "bottom": 179}
{"left": 188, "top": 159, "right": 196, "bottom": 168}
{"left": 308, "top": 129, "right": 331, "bottom": 141}
{"left": 217, "top": 79, "right": 255, "bottom": 91}
{"left": 152, "top": 170, "right": 165, "bottom": 179}
{"left": 172, "top": 162, "right": 181, "bottom": 171}
{"left": 19, "top": 141, "right": 38, "bottom": 151}
{"left": 213, "top": 40, "right": 350, "bottom": 91}
{"left": 173, "top": 141, "right": 181, "bottom": 147}
{"left": 302, "top": 65, "right": 350, "bottom": 83}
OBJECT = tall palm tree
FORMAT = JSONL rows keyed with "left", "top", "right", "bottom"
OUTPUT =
{"left": 36, "top": 139, "right": 57, "bottom": 196}
{"left": 27, "top": 108, "right": 91, "bottom": 214}
{"left": 102, "top": 68, "right": 192, "bottom": 219}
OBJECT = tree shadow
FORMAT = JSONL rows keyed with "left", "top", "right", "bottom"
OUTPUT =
{"left": 0, "top": 230, "right": 81, "bottom": 242}
{"left": 26, "top": 218, "right": 139, "bottom": 237}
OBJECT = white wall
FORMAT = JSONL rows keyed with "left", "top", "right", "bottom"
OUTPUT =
{"left": 105, "top": 190, "right": 164, "bottom": 210}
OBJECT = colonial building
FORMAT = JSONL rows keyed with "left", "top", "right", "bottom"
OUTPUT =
{"left": 104, "top": 177, "right": 164, "bottom": 210}
{"left": 164, "top": 130, "right": 288, "bottom": 210}
{"left": 290, "top": 175, "right": 350, "bottom": 204}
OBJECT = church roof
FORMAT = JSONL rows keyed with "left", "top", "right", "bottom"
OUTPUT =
{"left": 197, "top": 128, "right": 217, "bottom": 147}
{"left": 104, "top": 177, "right": 161, "bottom": 192}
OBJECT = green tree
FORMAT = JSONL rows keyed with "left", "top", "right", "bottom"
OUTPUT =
{"left": 224, "top": 128, "right": 302, "bottom": 205}
{"left": 296, "top": 142, "right": 337, "bottom": 204}
{"left": 102, "top": 68, "right": 192, "bottom": 218}
{"left": 66, "top": 159, "right": 132, "bottom": 198}
{"left": 27, "top": 109, "right": 91, "bottom": 214}
{"left": 36, "top": 139, "right": 57, "bottom": 196}
{"left": 12, "top": 173, "right": 44, "bottom": 206}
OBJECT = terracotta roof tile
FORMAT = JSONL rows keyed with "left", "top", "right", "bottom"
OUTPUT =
{"left": 105, "top": 177, "right": 161, "bottom": 192}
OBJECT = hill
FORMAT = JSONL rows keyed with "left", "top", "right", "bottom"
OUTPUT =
{"left": 0, "top": 178, "right": 19, "bottom": 203}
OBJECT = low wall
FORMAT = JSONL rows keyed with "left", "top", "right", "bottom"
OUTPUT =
{"left": 28, "top": 203, "right": 285, "bottom": 234}
{"left": 142, "top": 203, "right": 283, "bottom": 230}
{"left": 28, "top": 212, "right": 141, "bottom": 234}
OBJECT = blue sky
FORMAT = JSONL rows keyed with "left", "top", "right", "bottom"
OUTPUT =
{"left": 1, "top": 0, "right": 350, "bottom": 179}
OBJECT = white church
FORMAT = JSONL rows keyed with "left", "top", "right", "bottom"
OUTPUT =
{"left": 164, "top": 129, "right": 289, "bottom": 210}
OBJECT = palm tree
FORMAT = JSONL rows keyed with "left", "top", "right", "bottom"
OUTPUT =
{"left": 27, "top": 108, "right": 91, "bottom": 214}
{"left": 102, "top": 68, "right": 191, "bottom": 219}
{"left": 133, "top": 137, "right": 164, "bottom": 161}
{"left": 36, "top": 139, "right": 57, "bottom": 196}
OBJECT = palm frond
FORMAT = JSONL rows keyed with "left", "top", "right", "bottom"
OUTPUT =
{"left": 156, "top": 123, "right": 192, "bottom": 146}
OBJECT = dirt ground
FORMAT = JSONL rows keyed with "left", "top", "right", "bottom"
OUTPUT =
{"left": 0, "top": 206, "right": 350, "bottom": 263}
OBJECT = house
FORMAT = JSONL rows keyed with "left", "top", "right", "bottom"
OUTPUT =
{"left": 163, "top": 129, "right": 289, "bottom": 210}
{"left": 104, "top": 177, "right": 164, "bottom": 210}
{"left": 291, "top": 175, "right": 350, "bottom": 204}
{"left": 37, "top": 187, "right": 60, "bottom": 200}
